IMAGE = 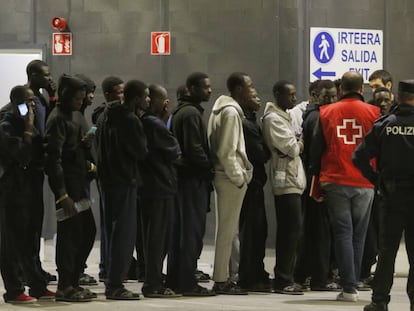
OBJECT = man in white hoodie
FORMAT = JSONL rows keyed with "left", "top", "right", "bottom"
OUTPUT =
{"left": 208, "top": 72, "right": 254, "bottom": 295}
{"left": 262, "top": 80, "right": 306, "bottom": 295}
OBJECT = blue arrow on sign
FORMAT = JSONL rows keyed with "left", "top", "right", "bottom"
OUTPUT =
{"left": 312, "top": 68, "right": 336, "bottom": 79}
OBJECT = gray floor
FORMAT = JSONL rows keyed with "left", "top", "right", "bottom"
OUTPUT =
{"left": 0, "top": 240, "right": 411, "bottom": 311}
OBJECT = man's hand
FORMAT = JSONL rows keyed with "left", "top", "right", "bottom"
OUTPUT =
{"left": 58, "top": 195, "right": 77, "bottom": 217}
{"left": 46, "top": 79, "right": 57, "bottom": 97}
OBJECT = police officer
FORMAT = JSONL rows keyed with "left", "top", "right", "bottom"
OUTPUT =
{"left": 353, "top": 80, "right": 414, "bottom": 311}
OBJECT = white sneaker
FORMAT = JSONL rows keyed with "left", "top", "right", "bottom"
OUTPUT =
{"left": 336, "top": 290, "right": 359, "bottom": 302}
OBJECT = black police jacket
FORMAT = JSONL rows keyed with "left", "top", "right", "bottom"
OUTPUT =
{"left": 353, "top": 103, "right": 414, "bottom": 189}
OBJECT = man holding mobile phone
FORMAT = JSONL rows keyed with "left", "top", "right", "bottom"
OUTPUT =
{"left": 0, "top": 85, "right": 55, "bottom": 303}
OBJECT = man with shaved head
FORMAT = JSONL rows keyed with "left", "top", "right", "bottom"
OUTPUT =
{"left": 139, "top": 84, "right": 182, "bottom": 298}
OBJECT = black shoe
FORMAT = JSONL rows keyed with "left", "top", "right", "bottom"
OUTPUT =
{"left": 99, "top": 272, "right": 107, "bottom": 282}
{"left": 273, "top": 284, "right": 304, "bottom": 295}
{"left": 105, "top": 287, "right": 140, "bottom": 300}
{"left": 76, "top": 286, "right": 98, "bottom": 299}
{"left": 213, "top": 281, "right": 248, "bottom": 295}
{"left": 79, "top": 273, "right": 98, "bottom": 286}
{"left": 182, "top": 284, "right": 216, "bottom": 297}
{"left": 241, "top": 279, "right": 273, "bottom": 293}
{"left": 363, "top": 302, "right": 388, "bottom": 311}
{"left": 311, "top": 282, "right": 342, "bottom": 292}
{"left": 195, "top": 270, "right": 211, "bottom": 283}
{"left": 44, "top": 272, "right": 57, "bottom": 283}
{"left": 142, "top": 287, "right": 182, "bottom": 298}
{"left": 361, "top": 275, "right": 375, "bottom": 286}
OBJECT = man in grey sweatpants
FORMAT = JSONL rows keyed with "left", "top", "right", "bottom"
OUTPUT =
{"left": 208, "top": 72, "right": 257, "bottom": 295}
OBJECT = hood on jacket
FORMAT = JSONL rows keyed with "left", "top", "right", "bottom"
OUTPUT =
{"left": 303, "top": 102, "right": 319, "bottom": 120}
{"left": 104, "top": 100, "right": 127, "bottom": 125}
{"left": 263, "top": 101, "right": 291, "bottom": 121}
{"left": 173, "top": 100, "right": 205, "bottom": 116}
{"left": 212, "top": 95, "right": 244, "bottom": 117}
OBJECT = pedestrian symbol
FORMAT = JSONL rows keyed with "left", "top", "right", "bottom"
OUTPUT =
{"left": 313, "top": 31, "right": 335, "bottom": 64}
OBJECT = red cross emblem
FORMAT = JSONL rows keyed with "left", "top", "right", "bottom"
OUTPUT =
{"left": 336, "top": 119, "right": 362, "bottom": 145}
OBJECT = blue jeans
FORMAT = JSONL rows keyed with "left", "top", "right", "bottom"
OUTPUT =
{"left": 323, "top": 183, "right": 374, "bottom": 292}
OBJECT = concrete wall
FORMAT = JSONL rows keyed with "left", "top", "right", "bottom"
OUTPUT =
{"left": 1, "top": 0, "right": 414, "bottom": 244}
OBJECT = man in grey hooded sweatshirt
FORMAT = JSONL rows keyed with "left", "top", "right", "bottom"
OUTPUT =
{"left": 208, "top": 72, "right": 254, "bottom": 295}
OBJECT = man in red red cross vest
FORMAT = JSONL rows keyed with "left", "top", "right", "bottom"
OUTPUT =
{"left": 309, "top": 71, "right": 380, "bottom": 302}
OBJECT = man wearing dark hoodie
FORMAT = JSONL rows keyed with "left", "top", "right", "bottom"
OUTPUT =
{"left": 45, "top": 74, "right": 97, "bottom": 302}
{"left": 237, "top": 89, "right": 272, "bottom": 292}
{"left": 96, "top": 79, "right": 147, "bottom": 300}
{"left": 74, "top": 73, "right": 98, "bottom": 286}
{"left": 208, "top": 72, "right": 254, "bottom": 295}
{"left": 296, "top": 79, "right": 340, "bottom": 291}
{"left": 0, "top": 86, "right": 55, "bottom": 303}
{"left": 139, "top": 84, "right": 182, "bottom": 298}
{"left": 167, "top": 72, "right": 215, "bottom": 297}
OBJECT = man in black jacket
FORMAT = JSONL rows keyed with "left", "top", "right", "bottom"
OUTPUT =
{"left": 45, "top": 74, "right": 96, "bottom": 302}
{"left": 167, "top": 72, "right": 215, "bottom": 296}
{"left": 0, "top": 86, "right": 55, "bottom": 303}
{"left": 140, "top": 84, "right": 182, "bottom": 298}
{"left": 237, "top": 90, "right": 271, "bottom": 292}
{"left": 96, "top": 79, "right": 147, "bottom": 300}
{"left": 296, "top": 79, "right": 340, "bottom": 291}
{"left": 354, "top": 80, "right": 414, "bottom": 311}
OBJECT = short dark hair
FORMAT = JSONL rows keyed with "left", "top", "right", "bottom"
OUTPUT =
{"left": 226, "top": 72, "right": 248, "bottom": 94}
{"left": 149, "top": 84, "right": 166, "bottom": 101}
{"left": 308, "top": 80, "right": 320, "bottom": 96}
{"left": 101, "top": 76, "right": 124, "bottom": 94}
{"left": 317, "top": 79, "right": 336, "bottom": 93}
{"left": 10, "top": 85, "right": 29, "bottom": 103}
{"left": 186, "top": 72, "right": 209, "bottom": 89}
{"left": 341, "top": 72, "right": 363, "bottom": 93}
{"left": 373, "top": 87, "right": 392, "bottom": 97}
{"left": 368, "top": 69, "right": 393, "bottom": 86}
{"left": 176, "top": 85, "right": 189, "bottom": 101}
{"left": 26, "top": 59, "right": 48, "bottom": 78}
{"left": 124, "top": 80, "right": 147, "bottom": 103}
{"left": 272, "top": 80, "right": 293, "bottom": 97}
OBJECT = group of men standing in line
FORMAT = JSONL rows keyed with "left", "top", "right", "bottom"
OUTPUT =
{"left": 0, "top": 60, "right": 413, "bottom": 311}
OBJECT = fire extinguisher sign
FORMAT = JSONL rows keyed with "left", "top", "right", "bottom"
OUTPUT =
{"left": 52, "top": 33, "right": 72, "bottom": 55}
{"left": 151, "top": 32, "right": 171, "bottom": 55}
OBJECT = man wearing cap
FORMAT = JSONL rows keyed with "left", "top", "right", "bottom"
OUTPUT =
{"left": 353, "top": 80, "right": 414, "bottom": 311}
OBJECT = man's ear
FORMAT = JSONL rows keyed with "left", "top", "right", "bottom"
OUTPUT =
{"left": 385, "top": 81, "right": 392, "bottom": 91}
{"left": 163, "top": 99, "right": 170, "bottom": 111}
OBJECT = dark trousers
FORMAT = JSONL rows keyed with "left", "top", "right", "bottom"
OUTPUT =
{"left": 372, "top": 192, "right": 414, "bottom": 305}
{"left": 141, "top": 196, "right": 173, "bottom": 291}
{"left": 238, "top": 183, "right": 268, "bottom": 287}
{"left": 0, "top": 170, "right": 48, "bottom": 298}
{"left": 102, "top": 183, "right": 137, "bottom": 291}
{"left": 56, "top": 208, "right": 96, "bottom": 289}
{"left": 294, "top": 194, "right": 333, "bottom": 287}
{"left": 97, "top": 180, "right": 107, "bottom": 278}
{"left": 273, "top": 193, "right": 303, "bottom": 287}
{"left": 167, "top": 176, "right": 209, "bottom": 292}
{"left": 28, "top": 170, "right": 48, "bottom": 281}
{"left": 361, "top": 193, "right": 384, "bottom": 279}
{"left": 135, "top": 199, "right": 146, "bottom": 278}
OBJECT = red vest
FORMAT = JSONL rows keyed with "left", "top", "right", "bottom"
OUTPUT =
{"left": 319, "top": 97, "right": 379, "bottom": 188}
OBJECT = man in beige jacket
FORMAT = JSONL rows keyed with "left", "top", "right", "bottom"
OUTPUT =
{"left": 208, "top": 72, "right": 255, "bottom": 295}
{"left": 262, "top": 80, "right": 306, "bottom": 295}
